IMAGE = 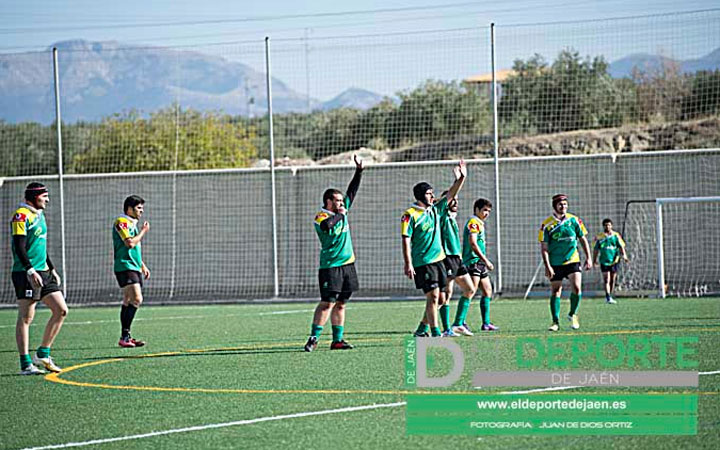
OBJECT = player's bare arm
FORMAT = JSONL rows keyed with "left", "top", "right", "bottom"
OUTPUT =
{"left": 401, "top": 236, "right": 415, "bottom": 279}
{"left": 580, "top": 236, "right": 592, "bottom": 270}
{"left": 124, "top": 221, "right": 150, "bottom": 249}
{"left": 469, "top": 233, "right": 494, "bottom": 271}
{"left": 541, "top": 242, "right": 554, "bottom": 279}
{"left": 445, "top": 159, "right": 467, "bottom": 201}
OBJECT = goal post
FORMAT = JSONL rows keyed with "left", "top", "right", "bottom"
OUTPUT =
{"left": 623, "top": 196, "right": 720, "bottom": 298}
{"left": 655, "top": 196, "right": 720, "bottom": 298}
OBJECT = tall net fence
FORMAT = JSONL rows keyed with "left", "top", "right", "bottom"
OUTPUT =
{"left": 1, "top": 150, "right": 718, "bottom": 305}
{"left": 0, "top": 11, "right": 719, "bottom": 304}
{"left": 268, "top": 27, "right": 492, "bottom": 162}
{"left": 0, "top": 51, "right": 57, "bottom": 177}
{"left": 501, "top": 150, "right": 720, "bottom": 297}
{"left": 496, "top": 10, "right": 720, "bottom": 153}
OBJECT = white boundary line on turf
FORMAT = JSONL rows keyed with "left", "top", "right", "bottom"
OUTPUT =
{"left": 699, "top": 370, "right": 720, "bottom": 375}
{"left": 20, "top": 385, "right": 588, "bottom": 450}
{"left": 21, "top": 402, "right": 407, "bottom": 450}
{"left": 0, "top": 309, "right": 316, "bottom": 329}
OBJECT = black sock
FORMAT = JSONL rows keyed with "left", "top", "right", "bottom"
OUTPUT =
{"left": 120, "top": 305, "right": 130, "bottom": 337}
{"left": 126, "top": 305, "right": 138, "bottom": 332}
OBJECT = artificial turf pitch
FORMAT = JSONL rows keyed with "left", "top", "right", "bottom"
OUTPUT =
{"left": 0, "top": 296, "right": 718, "bottom": 449}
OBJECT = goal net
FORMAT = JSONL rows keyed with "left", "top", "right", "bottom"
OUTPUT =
{"left": 621, "top": 197, "right": 720, "bottom": 297}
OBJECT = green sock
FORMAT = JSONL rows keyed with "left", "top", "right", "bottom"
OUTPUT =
{"left": 452, "top": 296, "right": 471, "bottom": 326}
{"left": 416, "top": 322, "right": 429, "bottom": 334}
{"left": 20, "top": 354, "right": 32, "bottom": 370}
{"left": 332, "top": 325, "right": 344, "bottom": 342}
{"left": 430, "top": 327, "right": 442, "bottom": 337}
{"left": 480, "top": 296, "right": 491, "bottom": 325}
{"left": 37, "top": 346, "right": 50, "bottom": 358}
{"left": 439, "top": 305, "right": 450, "bottom": 331}
{"left": 550, "top": 297, "right": 561, "bottom": 323}
{"left": 311, "top": 324, "right": 323, "bottom": 338}
{"left": 570, "top": 293, "right": 582, "bottom": 316}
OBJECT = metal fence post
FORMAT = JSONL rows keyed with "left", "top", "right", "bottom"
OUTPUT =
{"left": 265, "top": 37, "right": 280, "bottom": 298}
{"left": 52, "top": 47, "right": 68, "bottom": 297}
{"left": 490, "top": 23, "right": 503, "bottom": 294}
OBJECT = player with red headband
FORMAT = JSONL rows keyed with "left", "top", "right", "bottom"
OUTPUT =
{"left": 10, "top": 182, "right": 68, "bottom": 375}
{"left": 538, "top": 194, "right": 592, "bottom": 331}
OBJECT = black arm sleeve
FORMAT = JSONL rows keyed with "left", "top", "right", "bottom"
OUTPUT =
{"left": 319, "top": 213, "right": 346, "bottom": 232}
{"left": 345, "top": 167, "right": 363, "bottom": 205}
{"left": 12, "top": 235, "right": 33, "bottom": 271}
{"left": 46, "top": 254, "right": 55, "bottom": 271}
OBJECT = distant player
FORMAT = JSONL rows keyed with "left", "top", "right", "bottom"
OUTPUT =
{"left": 304, "top": 155, "right": 364, "bottom": 352}
{"left": 593, "top": 218, "right": 629, "bottom": 304}
{"left": 402, "top": 160, "right": 467, "bottom": 338}
{"left": 435, "top": 192, "right": 477, "bottom": 337}
{"left": 539, "top": 194, "right": 592, "bottom": 331}
{"left": 11, "top": 182, "right": 68, "bottom": 375}
{"left": 113, "top": 195, "right": 150, "bottom": 348}
{"left": 461, "top": 198, "right": 497, "bottom": 331}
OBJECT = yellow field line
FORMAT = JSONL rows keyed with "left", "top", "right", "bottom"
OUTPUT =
{"left": 44, "top": 330, "right": 720, "bottom": 396}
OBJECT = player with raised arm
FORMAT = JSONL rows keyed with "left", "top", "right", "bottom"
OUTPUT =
{"left": 113, "top": 195, "right": 150, "bottom": 348}
{"left": 304, "top": 155, "right": 364, "bottom": 352}
{"left": 593, "top": 218, "right": 629, "bottom": 304}
{"left": 402, "top": 161, "right": 467, "bottom": 338}
{"left": 437, "top": 192, "right": 477, "bottom": 336}
{"left": 539, "top": 194, "right": 592, "bottom": 331}
{"left": 460, "top": 198, "right": 497, "bottom": 332}
{"left": 11, "top": 182, "right": 68, "bottom": 375}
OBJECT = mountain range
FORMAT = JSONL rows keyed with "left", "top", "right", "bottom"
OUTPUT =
{"left": 608, "top": 47, "right": 720, "bottom": 78}
{"left": 0, "top": 40, "right": 388, "bottom": 123}
{"left": 0, "top": 39, "right": 718, "bottom": 124}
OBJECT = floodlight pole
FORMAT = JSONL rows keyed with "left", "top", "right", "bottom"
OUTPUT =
{"left": 52, "top": 47, "right": 68, "bottom": 297}
{"left": 265, "top": 37, "right": 280, "bottom": 298}
{"left": 490, "top": 23, "right": 503, "bottom": 294}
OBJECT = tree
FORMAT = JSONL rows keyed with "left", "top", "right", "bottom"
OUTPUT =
{"left": 70, "top": 107, "right": 258, "bottom": 173}
{"left": 499, "top": 50, "right": 629, "bottom": 135}
{"left": 681, "top": 70, "right": 720, "bottom": 119}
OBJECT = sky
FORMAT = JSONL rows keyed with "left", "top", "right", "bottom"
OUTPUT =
{"left": 2, "top": 0, "right": 719, "bottom": 101}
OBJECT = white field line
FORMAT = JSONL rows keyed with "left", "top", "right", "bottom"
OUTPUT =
{"left": 0, "top": 309, "right": 315, "bottom": 329}
{"left": 21, "top": 402, "right": 407, "bottom": 450}
{"left": 19, "top": 371, "right": 718, "bottom": 450}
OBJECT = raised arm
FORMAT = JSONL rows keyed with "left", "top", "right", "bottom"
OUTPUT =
{"left": 445, "top": 160, "right": 467, "bottom": 202}
{"left": 345, "top": 154, "right": 364, "bottom": 207}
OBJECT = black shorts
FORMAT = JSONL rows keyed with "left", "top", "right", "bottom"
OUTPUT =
{"left": 443, "top": 255, "right": 468, "bottom": 279}
{"left": 115, "top": 270, "right": 144, "bottom": 288}
{"left": 551, "top": 263, "right": 581, "bottom": 282}
{"left": 600, "top": 263, "right": 619, "bottom": 273}
{"left": 12, "top": 271, "right": 63, "bottom": 301}
{"left": 319, "top": 263, "right": 359, "bottom": 300}
{"left": 466, "top": 261, "right": 490, "bottom": 279}
{"left": 414, "top": 261, "right": 447, "bottom": 293}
